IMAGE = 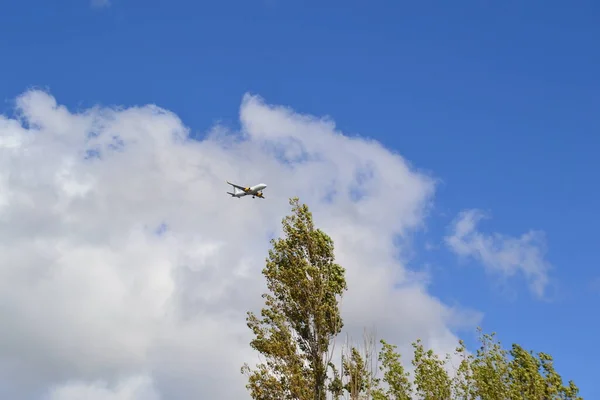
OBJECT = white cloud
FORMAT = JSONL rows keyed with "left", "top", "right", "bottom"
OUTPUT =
{"left": 445, "top": 209, "right": 552, "bottom": 299}
{"left": 0, "top": 89, "right": 481, "bottom": 399}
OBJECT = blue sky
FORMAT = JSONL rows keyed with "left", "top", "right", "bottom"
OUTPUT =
{"left": 1, "top": 0, "right": 598, "bottom": 397}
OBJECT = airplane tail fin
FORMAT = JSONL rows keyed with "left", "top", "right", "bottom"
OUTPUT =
{"left": 228, "top": 185, "right": 241, "bottom": 196}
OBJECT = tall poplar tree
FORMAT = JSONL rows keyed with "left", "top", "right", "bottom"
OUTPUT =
{"left": 241, "top": 197, "right": 348, "bottom": 400}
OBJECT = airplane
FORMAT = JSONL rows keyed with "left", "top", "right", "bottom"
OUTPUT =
{"left": 226, "top": 181, "right": 267, "bottom": 199}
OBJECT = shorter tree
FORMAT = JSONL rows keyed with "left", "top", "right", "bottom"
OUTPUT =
{"left": 372, "top": 340, "right": 412, "bottom": 400}
{"left": 470, "top": 329, "right": 511, "bottom": 399}
{"left": 412, "top": 339, "right": 452, "bottom": 400}
{"left": 451, "top": 340, "right": 477, "bottom": 400}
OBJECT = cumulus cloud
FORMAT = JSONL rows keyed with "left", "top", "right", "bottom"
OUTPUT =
{"left": 445, "top": 209, "right": 552, "bottom": 299}
{"left": 0, "top": 89, "right": 480, "bottom": 399}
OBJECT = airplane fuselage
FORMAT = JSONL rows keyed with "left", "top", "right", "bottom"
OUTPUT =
{"left": 229, "top": 183, "right": 267, "bottom": 198}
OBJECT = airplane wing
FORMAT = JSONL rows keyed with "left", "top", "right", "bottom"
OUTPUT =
{"left": 226, "top": 181, "right": 250, "bottom": 192}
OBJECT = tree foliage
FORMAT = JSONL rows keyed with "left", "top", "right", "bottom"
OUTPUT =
{"left": 372, "top": 339, "right": 412, "bottom": 400}
{"left": 340, "top": 330, "right": 380, "bottom": 400}
{"left": 241, "top": 197, "right": 347, "bottom": 400}
{"left": 242, "top": 197, "right": 583, "bottom": 400}
{"left": 412, "top": 339, "right": 452, "bottom": 399}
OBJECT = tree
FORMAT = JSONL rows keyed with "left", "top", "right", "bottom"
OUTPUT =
{"left": 411, "top": 339, "right": 452, "bottom": 399}
{"left": 339, "top": 330, "right": 380, "bottom": 400}
{"left": 241, "top": 197, "right": 348, "bottom": 400}
{"left": 470, "top": 329, "right": 511, "bottom": 400}
{"left": 372, "top": 339, "right": 412, "bottom": 400}
{"left": 451, "top": 340, "right": 477, "bottom": 400}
